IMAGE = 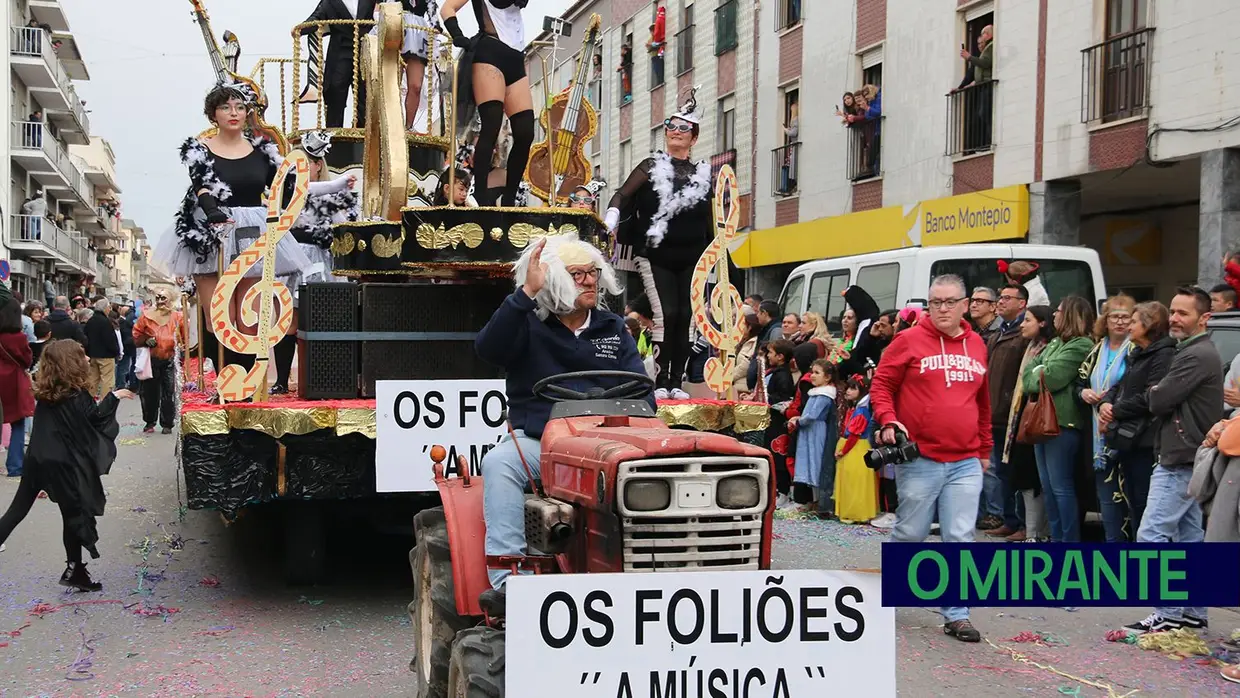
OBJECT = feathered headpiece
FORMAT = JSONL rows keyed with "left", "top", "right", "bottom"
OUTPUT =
{"left": 671, "top": 85, "right": 703, "bottom": 125}
{"left": 302, "top": 130, "right": 332, "bottom": 159}
{"left": 582, "top": 178, "right": 606, "bottom": 196}
{"left": 212, "top": 80, "right": 258, "bottom": 107}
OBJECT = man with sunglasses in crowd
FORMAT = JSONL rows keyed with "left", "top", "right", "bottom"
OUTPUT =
{"left": 969, "top": 286, "right": 1001, "bottom": 344}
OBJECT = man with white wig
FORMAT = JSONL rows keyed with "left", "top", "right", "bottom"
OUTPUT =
{"left": 474, "top": 233, "right": 655, "bottom": 614}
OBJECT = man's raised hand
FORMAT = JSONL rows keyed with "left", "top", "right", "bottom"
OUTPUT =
{"left": 522, "top": 238, "right": 549, "bottom": 299}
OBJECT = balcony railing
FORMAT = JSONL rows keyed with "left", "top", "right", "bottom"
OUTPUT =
{"left": 772, "top": 142, "right": 801, "bottom": 196}
{"left": 846, "top": 117, "right": 883, "bottom": 182}
{"left": 775, "top": 0, "right": 802, "bottom": 31}
{"left": 10, "top": 26, "right": 89, "bottom": 133}
{"left": 9, "top": 214, "right": 91, "bottom": 270}
{"left": 946, "top": 80, "right": 997, "bottom": 157}
{"left": 1081, "top": 28, "right": 1154, "bottom": 123}
{"left": 11, "top": 121, "right": 95, "bottom": 207}
{"left": 711, "top": 148, "right": 736, "bottom": 184}
{"left": 675, "top": 24, "right": 694, "bottom": 75}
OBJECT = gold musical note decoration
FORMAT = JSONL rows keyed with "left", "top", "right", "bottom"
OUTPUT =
{"left": 690, "top": 165, "right": 746, "bottom": 398}
{"left": 210, "top": 151, "right": 311, "bottom": 403}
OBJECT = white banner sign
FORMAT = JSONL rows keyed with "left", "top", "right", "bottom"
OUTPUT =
{"left": 507, "top": 570, "right": 895, "bottom": 697}
{"left": 374, "top": 379, "right": 508, "bottom": 492}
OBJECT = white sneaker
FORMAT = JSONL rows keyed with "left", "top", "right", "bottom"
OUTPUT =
{"left": 669, "top": 388, "right": 690, "bottom": 400}
{"left": 870, "top": 512, "right": 897, "bottom": 529}
{"left": 654, "top": 388, "right": 670, "bottom": 400}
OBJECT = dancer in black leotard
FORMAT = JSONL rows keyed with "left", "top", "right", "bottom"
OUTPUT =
{"left": 605, "top": 90, "right": 716, "bottom": 398}
{"left": 441, "top": 0, "right": 534, "bottom": 207}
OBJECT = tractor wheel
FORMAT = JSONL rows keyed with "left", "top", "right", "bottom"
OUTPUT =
{"left": 411, "top": 507, "right": 471, "bottom": 698}
{"left": 447, "top": 627, "right": 505, "bottom": 698}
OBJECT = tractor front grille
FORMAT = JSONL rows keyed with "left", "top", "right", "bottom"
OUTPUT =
{"left": 621, "top": 514, "right": 763, "bottom": 572}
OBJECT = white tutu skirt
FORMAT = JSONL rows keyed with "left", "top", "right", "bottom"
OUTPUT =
{"left": 402, "top": 13, "right": 431, "bottom": 60}
{"left": 151, "top": 205, "right": 313, "bottom": 279}
{"left": 281, "top": 243, "right": 340, "bottom": 307}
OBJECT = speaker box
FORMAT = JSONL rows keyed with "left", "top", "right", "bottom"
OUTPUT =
{"left": 297, "top": 282, "right": 359, "bottom": 399}
{"left": 359, "top": 282, "right": 509, "bottom": 397}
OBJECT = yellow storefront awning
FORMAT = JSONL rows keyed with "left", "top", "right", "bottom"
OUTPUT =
{"left": 733, "top": 185, "right": 1030, "bottom": 268}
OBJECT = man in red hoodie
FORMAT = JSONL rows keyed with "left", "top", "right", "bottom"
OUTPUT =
{"left": 870, "top": 274, "right": 993, "bottom": 644}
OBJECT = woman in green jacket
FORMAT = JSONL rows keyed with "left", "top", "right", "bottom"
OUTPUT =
{"left": 1021, "top": 296, "right": 1096, "bottom": 542}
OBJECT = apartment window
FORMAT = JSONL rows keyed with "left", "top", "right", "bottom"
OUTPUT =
{"left": 620, "top": 140, "right": 632, "bottom": 176}
{"left": 773, "top": 88, "right": 800, "bottom": 196}
{"left": 847, "top": 56, "right": 882, "bottom": 181}
{"left": 946, "top": 11, "right": 996, "bottom": 156}
{"left": 651, "top": 126, "right": 662, "bottom": 153}
{"left": 717, "top": 95, "right": 736, "bottom": 153}
{"left": 775, "top": 0, "right": 802, "bottom": 31}
{"left": 649, "top": 5, "right": 666, "bottom": 88}
{"left": 676, "top": 2, "right": 695, "bottom": 75}
{"left": 715, "top": 0, "right": 738, "bottom": 55}
{"left": 619, "top": 25, "right": 634, "bottom": 104}
{"left": 1081, "top": 0, "right": 1152, "bottom": 122}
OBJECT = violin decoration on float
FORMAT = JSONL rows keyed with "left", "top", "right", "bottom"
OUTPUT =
{"left": 210, "top": 152, "right": 310, "bottom": 403}
{"left": 525, "top": 14, "right": 602, "bottom": 206}
{"left": 690, "top": 165, "right": 747, "bottom": 399}
{"left": 188, "top": 0, "right": 288, "bottom": 153}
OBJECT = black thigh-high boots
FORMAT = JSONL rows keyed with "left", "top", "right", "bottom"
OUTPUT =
{"left": 504, "top": 110, "right": 535, "bottom": 206}
{"left": 472, "top": 100, "right": 505, "bottom": 206}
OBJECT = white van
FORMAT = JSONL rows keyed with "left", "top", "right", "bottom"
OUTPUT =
{"left": 777, "top": 244, "right": 1106, "bottom": 332}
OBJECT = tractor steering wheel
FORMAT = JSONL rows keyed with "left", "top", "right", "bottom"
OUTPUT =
{"left": 532, "top": 370, "right": 655, "bottom": 403}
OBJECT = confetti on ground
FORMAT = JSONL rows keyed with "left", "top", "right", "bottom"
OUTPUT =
{"left": 198, "top": 576, "right": 221, "bottom": 588}
{"left": 1007, "top": 631, "right": 1069, "bottom": 646}
{"left": 1136, "top": 628, "right": 1212, "bottom": 660}
{"left": 1105, "top": 629, "right": 1138, "bottom": 644}
{"left": 131, "top": 506, "right": 148, "bottom": 513}
{"left": 194, "top": 625, "right": 235, "bottom": 637}
{"left": 986, "top": 639, "right": 1139, "bottom": 698}
{"left": 132, "top": 603, "right": 181, "bottom": 619}
{"left": 119, "top": 438, "right": 147, "bottom": 446}
{"left": 297, "top": 596, "right": 325, "bottom": 606}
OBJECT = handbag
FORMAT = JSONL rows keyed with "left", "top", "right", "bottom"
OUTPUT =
{"left": 1106, "top": 415, "right": 1150, "bottom": 453}
{"left": 1017, "top": 373, "right": 1060, "bottom": 444}
{"left": 135, "top": 346, "right": 153, "bottom": 381}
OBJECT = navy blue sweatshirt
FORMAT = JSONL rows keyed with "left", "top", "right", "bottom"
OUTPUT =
{"left": 476, "top": 289, "right": 657, "bottom": 438}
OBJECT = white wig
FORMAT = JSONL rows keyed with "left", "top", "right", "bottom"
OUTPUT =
{"left": 513, "top": 234, "right": 623, "bottom": 320}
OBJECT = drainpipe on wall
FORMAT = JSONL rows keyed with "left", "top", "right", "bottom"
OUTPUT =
{"left": 749, "top": 0, "right": 760, "bottom": 231}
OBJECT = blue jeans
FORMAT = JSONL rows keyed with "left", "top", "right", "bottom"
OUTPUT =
{"left": 1034, "top": 428, "right": 1081, "bottom": 542}
{"left": 978, "top": 426, "right": 1004, "bottom": 520}
{"left": 482, "top": 430, "right": 542, "bottom": 590}
{"left": 6, "top": 420, "right": 26, "bottom": 477}
{"left": 1138, "top": 464, "right": 1206, "bottom": 621}
{"left": 115, "top": 353, "right": 134, "bottom": 389}
{"left": 893, "top": 456, "right": 983, "bottom": 623}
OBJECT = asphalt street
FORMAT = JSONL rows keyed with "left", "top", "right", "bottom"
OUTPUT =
{"left": 0, "top": 401, "right": 1237, "bottom": 697}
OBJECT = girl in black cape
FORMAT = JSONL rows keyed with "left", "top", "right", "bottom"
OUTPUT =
{"left": 0, "top": 339, "right": 134, "bottom": 591}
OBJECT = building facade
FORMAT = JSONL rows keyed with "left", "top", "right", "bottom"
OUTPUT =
{"left": 741, "top": 0, "right": 1240, "bottom": 304}
{"left": 526, "top": 0, "right": 759, "bottom": 229}
{"left": 2, "top": 0, "right": 141, "bottom": 303}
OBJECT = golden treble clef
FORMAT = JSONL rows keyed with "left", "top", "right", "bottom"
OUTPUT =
{"left": 690, "top": 165, "right": 746, "bottom": 399}
{"left": 209, "top": 151, "right": 311, "bottom": 403}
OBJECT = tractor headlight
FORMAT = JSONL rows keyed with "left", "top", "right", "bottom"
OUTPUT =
{"left": 624, "top": 479, "right": 671, "bottom": 512}
{"left": 717, "top": 476, "right": 761, "bottom": 510}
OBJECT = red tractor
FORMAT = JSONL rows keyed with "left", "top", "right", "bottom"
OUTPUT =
{"left": 409, "top": 371, "right": 775, "bottom": 698}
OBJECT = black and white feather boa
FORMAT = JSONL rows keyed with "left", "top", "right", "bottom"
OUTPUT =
{"left": 647, "top": 152, "right": 711, "bottom": 248}
{"left": 173, "top": 135, "right": 283, "bottom": 263}
{"left": 292, "top": 189, "right": 361, "bottom": 248}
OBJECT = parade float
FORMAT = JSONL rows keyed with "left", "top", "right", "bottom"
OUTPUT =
{"left": 173, "top": 2, "right": 769, "bottom": 585}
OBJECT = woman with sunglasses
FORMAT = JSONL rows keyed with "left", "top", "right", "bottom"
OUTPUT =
{"left": 603, "top": 89, "right": 715, "bottom": 399}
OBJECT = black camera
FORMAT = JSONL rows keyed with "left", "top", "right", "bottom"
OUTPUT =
{"left": 864, "top": 430, "right": 921, "bottom": 470}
